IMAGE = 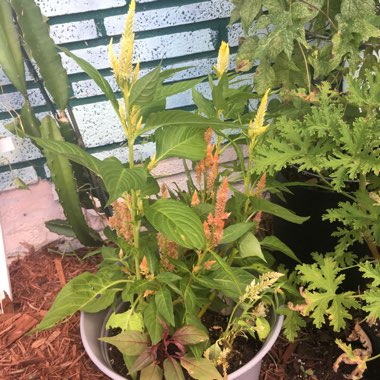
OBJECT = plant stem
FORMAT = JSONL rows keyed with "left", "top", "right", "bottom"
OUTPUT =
{"left": 298, "top": 41, "right": 311, "bottom": 94}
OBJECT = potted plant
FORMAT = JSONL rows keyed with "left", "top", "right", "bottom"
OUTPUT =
{"left": 30, "top": 2, "right": 307, "bottom": 379}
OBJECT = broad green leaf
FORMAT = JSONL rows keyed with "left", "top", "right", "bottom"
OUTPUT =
{"left": 141, "top": 110, "right": 239, "bottom": 135}
{"left": 155, "top": 125, "right": 207, "bottom": 163}
{"left": 60, "top": 47, "right": 119, "bottom": 114}
{"left": 155, "top": 287, "right": 175, "bottom": 326}
{"left": 141, "top": 361, "right": 163, "bottom": 380}
{"left": 33, "top": 267, "right": 127, "bottom": 331}
{"left": 239, "top": 232, "right": 266, "bottom": 261}
{"left": 163, "top": 358, "right": 185, "bottom": 380}
{"left": 106, "top": 309, "right": 144, "bottom": 332}
{"left": 32, "top": 138, "right": 148, "bottom": 204}
{"left": 252, "top": 196, "right": 309, "bottom": 224}
{"left": 157, "top": 77, "right": 204, "bottom": 100}
{"left": 45, "top": 219, "right": 76, "bottom": 238}
{"left": 155, "top": 272, "right": 182, "bottom": 284}
{"left": 192, "top": 88, "right": 215, "bottom": 117}
{"left": 172, "top": 325, "right": 208, "bottom": 345}
{"left": 12, "top": 0, "right": 68, "bottom": 109}
{"left": 143, "top": 301, "right": 163, "bottom": 345}
{"left": 260, "top": 235, "right": 301, "bottom": 263}
{"left": 130, "top": 65, "right": 161, "bottom": 106}
{"left": 100, "top": 331, "right": 149, "bottom": 356}
{"left": 255, "top": 316, "right": 270, "bottom": 341}
{"left": 180, "top": 355, "right": 222, "bottom": 380}
{"left": 40, "top": 116, "right": 101, "bottom": 246}
{"left": 220, "top": 222, "right": 255, "bottom": 244}
{"left": 144, "top": 199, "right": 206, "bottom": 250}
{"left": 0, "top": 0, "right": 26, "bottom": 94}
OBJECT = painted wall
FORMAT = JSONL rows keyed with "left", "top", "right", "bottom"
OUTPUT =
{"left": 0, "top": 0, "right": 249, "bottom": 260}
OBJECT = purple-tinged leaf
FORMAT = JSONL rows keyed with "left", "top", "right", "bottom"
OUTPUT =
{"left": 180, "top": 355, "right": 222, "bottom": 380}
{"left": 163, "top": 357, "right": 185, "bottom": 380}
{"left": 172, "top": 325, "right": 209, "bottom": 345}
{"left": 99, "top": 331, "right": 148, "bottom": 356}
{"left": 130, "top": 347, "right": 158, "bottom": 373}
{"left": 140, "top": 361, "right": 163, "bottom": 380}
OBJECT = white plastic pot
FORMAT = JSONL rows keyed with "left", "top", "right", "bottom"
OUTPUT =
{"left": 80, "top": 309, "right": 283, "bottom": 380}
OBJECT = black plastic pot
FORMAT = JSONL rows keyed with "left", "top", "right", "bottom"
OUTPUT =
{"left": 271, "top": 167, "right": 368, "bottom": 270}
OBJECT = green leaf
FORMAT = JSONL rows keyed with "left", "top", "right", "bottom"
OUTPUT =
{"left": 45, "top": 219, "right": 76, "bottom": 238}
{"left": 100, "top": 330, "right": 149, "bottom": 356}
{"left": 180, "top": 355, "right": 222, "bottom": 380}
{"left": 141, "top": 361, "right": 163, "bottom": 380}
{"left": 155, "top": 125, "right": 207, "bottom": 163}
{"left": 252, "top": 196, "right": 309, "bottom": 224}
{"left": 239, "top": 232, "right": 266, "bottom": 261}
{"left": 12, "top": 0, "right": 68, "bottom": 109}
{"left": 33, "top": 267, "right": 127, "bottom": 331}
{"left": 40, "top": 116, "right": 101, "bottom": 246}
{"left": 163, "top": 358, "right": 185, "bottom": 380}
{"left": 260, "top": 235, "right": 301, "bottom": 263}
{"left": 220, "top": 222, "right": 255, "bottom": 244}
{"left": 131, "top": 348, "right": 157, "bottom": 373}
{"left": 157, "top": 77, "right": 204, "bottom": 100}
{"left": 172, "top": 325, "right": 209, "bottom": 345}
{"left": 130, "top": 65, "right": 161, "bottom": 106}
{"left": 59, "top": 47, "right": 119, "bottom": 114}
{"left": 32, "top": 138, "right": 148, "bottom": 204}
{"left": 192, "top": 88, "right": 215, "bottom": 117}
{"left": 143, "top": 301, "right": 163, "bottom": 345}
{"left": 155, "top": 272, "right": 182, "bottom": 284}
{"left": 155, "top": 287, "right": 175, "bottom": 326}
{"left": 106, "top": 309, "right": 145, "bottom": 332}
{"left": 141, "top": 110, "right": 238, "bottom": 135}
{"left": 241, "top": 0, "right": 262, "bottom": 33}
{"left": 144, "top": 199, "right": 206, "bottom": 250}
{"left": 255, "top": 316, "right": 270, "bottom": 341}
{"left": 358, "top": 262, "right": 380, "bottom": 287}
{"left": 0, "top": 0, "right": 26, "bottom": 94}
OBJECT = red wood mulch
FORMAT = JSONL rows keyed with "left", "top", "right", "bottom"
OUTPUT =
{"left": 0, "top": 242, "right": 366, "bottom": 380}
{"left": 0, "top": 243, "right": 108, "bottom": 380}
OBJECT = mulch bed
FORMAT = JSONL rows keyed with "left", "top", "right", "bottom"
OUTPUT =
{"left": 0, "top": 244, "right": 375, "bottom": 379}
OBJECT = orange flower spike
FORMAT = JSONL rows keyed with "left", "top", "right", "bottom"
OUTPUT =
{"left": 215, "top": 177, "right": 229, "bottom": 220}
{"left": 140, "top": 256, "right": 150, "bottom": 276}
{"left": 191, "top": 191, "right": 200, "bottom": 207}
{"left": 204, "top": 128, "right": 213, "bottom": 145}
{"left": 161, "top": 183, "right": 169, "bottom": 199}
{"left": 205, "top": 144, "right": 215, "bottom": 169}
{"left": 203, "top": 220, "right": 211, "bottom": 241}
{"left": 203, "top": 260, "right": 216, "bottom": 270}
{"left": 207, "top": 151, "right": 219, "bottom": 194}
{"left": 253, "top": 211, "right": 262, "bottom": 225}
{"left": 255, "top": 173, "right": 267, "bottom": 197}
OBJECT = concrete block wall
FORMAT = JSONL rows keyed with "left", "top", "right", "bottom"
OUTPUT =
{"left": 0, "top": 0, "right": 239, "bottom": 191}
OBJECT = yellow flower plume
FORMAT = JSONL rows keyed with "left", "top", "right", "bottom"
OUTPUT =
{"left": 249, "top": 88, "right": 270, "bottom": 138}
{"left": 215, "top": 41, "right": 230, "bottom": 79}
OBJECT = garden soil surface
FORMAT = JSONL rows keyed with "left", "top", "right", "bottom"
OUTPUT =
{"left": 0, "top": 243, "right": 377, "bottom": 379}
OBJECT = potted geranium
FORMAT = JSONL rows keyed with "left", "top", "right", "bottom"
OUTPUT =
{"left": 30, "top": 2, "right": 308, "bottom": 379}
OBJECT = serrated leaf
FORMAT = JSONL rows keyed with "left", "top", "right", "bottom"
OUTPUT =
{"left": 155, "top": 287, "right": 174, "bottom": 326}
{"left": 100, "top": 330, "right": 149, "bottom": 356}
{"left": 220, "top": 222, "right": 254, "bottom": 244}
{"left": 358, "top": 262, "right": 380, "bottom": 287}
{"left": 12, "top": 0, "right": 68, "bottom": 109}
{"left": 163, "top": 357, "right": 185, "bottom": 380}
{"left": 172, "top": 325, "right": 209, "bottom": 345}
{"left": 144, "top": 199, "right": 206, "bottom": 250}
{"left": 0, "top": 0, "right": 26, "bottom": 94}
{"left": 155, "top": 125, "right": 207, "bottom": 163}
{"left": 180, "top": 355, "right": 222, "bottom": 380}
{"left": 239, "top": 232, "right": 266, "bottom": 261}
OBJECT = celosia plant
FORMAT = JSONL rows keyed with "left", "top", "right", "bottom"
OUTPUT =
{"left": 30, "top": 1, "right": 304, "bottom": 378}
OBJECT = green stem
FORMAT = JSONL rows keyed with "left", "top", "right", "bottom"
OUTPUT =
{"left": 297, "top": 41, "right": 311, "bottom": 94}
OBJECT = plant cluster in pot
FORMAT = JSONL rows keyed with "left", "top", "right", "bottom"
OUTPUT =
{"left": 30, "top": 2, "right": 308, "bottom": 379}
